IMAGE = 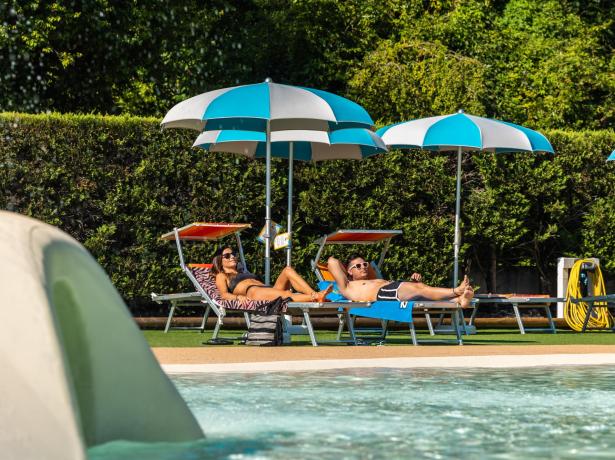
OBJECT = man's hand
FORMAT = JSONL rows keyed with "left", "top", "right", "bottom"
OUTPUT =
{"left": 410, "top": 273, "right": 422, "bottom": 282}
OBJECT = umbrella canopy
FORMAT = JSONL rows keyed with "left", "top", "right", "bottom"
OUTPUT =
{"left": 161, "top": 81, "right": 374, "bottom": 132}
{"left": 608, "top": 150, "right": 615, "bottom": 162}
{"left": 193, "top": 128, "right": 387, "bottom": 265}
{"left": 162, "top": 79, "right": 375, "bottom": 282}
{"left": 378, "top": 112, "right": 554, "bottom": 153}
{"left": 192, "top": 128, "right": 386, "bottom": 161}
{"left": 377, "top": 111, "right": 554, "bottom": 285}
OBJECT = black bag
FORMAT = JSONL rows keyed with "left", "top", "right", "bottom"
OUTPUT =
{"left": 245, "top": 314, "right": 283, "bottom": 346}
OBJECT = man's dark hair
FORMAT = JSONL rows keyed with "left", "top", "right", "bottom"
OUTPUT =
{"left": 345, "top": 253, "right": 365, "bottom": 268}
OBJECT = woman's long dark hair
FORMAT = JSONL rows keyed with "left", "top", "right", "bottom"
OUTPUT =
{"left": 211, "top": 246, "right": 243, "bottom": 276}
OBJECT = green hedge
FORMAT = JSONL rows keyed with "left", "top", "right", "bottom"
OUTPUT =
{"left": 1, "top": 113, "right": 614, "bottom": 308}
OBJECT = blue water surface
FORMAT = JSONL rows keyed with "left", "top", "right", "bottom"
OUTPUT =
{"left": 89, "top": 365, "right": 615, "bottom": 459}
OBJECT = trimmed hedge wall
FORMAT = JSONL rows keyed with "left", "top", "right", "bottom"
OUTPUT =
{"left": 1, "top": 113, "right": 614, "bottom": 310}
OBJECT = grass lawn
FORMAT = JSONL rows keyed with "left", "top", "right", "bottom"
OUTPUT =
{"left": 143, "top": 328, "right": 615, "bottom": 347}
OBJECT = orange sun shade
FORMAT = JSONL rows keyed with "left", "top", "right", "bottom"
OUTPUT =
{"left": 161, "top": 222, "right": 251, "bottom": 241}
{"left": 323, "top": 229, "right": 402, "bottom": 244}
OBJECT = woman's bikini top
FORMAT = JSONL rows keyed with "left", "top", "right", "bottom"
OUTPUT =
{"left": 228, "top": 272, "right": 261, "bottom": 294}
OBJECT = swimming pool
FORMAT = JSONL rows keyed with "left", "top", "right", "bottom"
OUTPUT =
{"left": 89, "top": 365, "right": 615, "bottom": 459}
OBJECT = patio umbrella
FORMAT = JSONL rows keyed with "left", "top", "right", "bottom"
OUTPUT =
{"left": 608, "top": 150, "right": 615, "bottom": 162}
{"left": 162, "top": 79, "right": 374, "bottom": 282}
{"left": 377, "top": 110, "right": 554, "bottom": 285}
{"left": 192, "top": 128, "right": 387, "bottom": 265}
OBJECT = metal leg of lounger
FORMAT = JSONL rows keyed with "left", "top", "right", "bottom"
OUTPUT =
{"left": 409, "top": 322, "right": 418, "bottom": 345}
{"left": 582, "top": 302, "right": 594, "bottom": 333}
{"left": 346, "top": 311, "right": 358, "bottom": 344}
{"left": 336, "top": 313, "right": 345, "bottom": 341}
{"left": 244, "top": 312, "right": 251, "bottom": 329}
{"left": 544, "top": 304, "right": 557, "bottom": 334}
{"left": 425, "top": 313, "right": 435, "bottom": 335}
{"left": 436, "top": 313, "right": 445, "bottom": 327}
{"left": 164, "top": 301, "right": 177, "bottom": 333}
{"left": 468, "top": 303, "right": 479, "bottom": 326}
{"left": 381, "top": 320, "right": 388, "bottom": 339}
{"left": 303, "top": 310, "right": 318, "bottom": 346}
{"left": 512, "top": 303, "right": 525, "bottom": 334}
{"left": 199, "top": 304, "right": 210, "bottom": 333}
{"left": 453, "top": 310, "right": 463, "bottom": 345}
{"left": 212, "top": 316, "right": 223, "bottom": 340}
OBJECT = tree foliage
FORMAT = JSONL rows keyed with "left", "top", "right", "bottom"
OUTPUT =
{"left": 1, "top": 0, "right": 613, "bottom": 129}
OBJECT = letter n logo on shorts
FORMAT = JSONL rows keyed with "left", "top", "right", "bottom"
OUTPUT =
{"left": 400, "top": 301, "right": 408, "bottom": 309}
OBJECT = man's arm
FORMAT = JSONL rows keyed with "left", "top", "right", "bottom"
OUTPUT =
{"left": 327, "top": 257, "right": 350, "bottom": 290}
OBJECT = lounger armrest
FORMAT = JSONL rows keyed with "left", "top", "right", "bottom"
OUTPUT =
{"left": 150, "top": 292, "right": 202, "bottom": 303}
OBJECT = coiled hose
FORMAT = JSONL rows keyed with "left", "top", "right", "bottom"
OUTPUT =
{"left": 564, "top": 259, "right": 612, "bottom": 331}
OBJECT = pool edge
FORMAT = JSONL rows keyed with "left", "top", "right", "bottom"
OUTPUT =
{"left": 162, "top": 353, "right": 615, "bottom": 374}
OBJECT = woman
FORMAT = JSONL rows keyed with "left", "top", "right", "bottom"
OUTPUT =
{"left": 212, "top": 246, "right": 332, "bottom": 303}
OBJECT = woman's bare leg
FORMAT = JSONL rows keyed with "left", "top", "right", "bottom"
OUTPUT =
{"left": 249, "top": 284, "right": 333, "bottom": 302}
{"left": 272, "top": 266, "right": 315, "bottom": 295}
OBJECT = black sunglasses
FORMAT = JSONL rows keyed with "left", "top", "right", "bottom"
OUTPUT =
{"left": 222, "top": 252, "right": 236, "bottom": 259}
{"left": 349, "top": 261, "right": 369, "bottom": 271}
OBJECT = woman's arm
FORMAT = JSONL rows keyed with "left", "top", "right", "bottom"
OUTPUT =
{"left": 215, "top": 273, "right": 243, "bottom": 302}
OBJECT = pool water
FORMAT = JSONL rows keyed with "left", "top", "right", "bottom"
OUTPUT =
{"left": 89, "top": 365, "right": 615, "bottom": 459}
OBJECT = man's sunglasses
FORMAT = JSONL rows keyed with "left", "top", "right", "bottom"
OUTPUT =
{"left": 222, "top": 252, "right": 236, "bottom": 259}
{"left": 348, "top": 261, "right": 369, "bottom": 271}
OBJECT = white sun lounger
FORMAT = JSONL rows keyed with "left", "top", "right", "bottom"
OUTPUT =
{"left": 152, "top": 222, "right": 262, "bottom": 340}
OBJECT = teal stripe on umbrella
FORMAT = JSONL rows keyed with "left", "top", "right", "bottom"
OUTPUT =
{"left": 608, "top": 150, "right": 615, "bottom": 162}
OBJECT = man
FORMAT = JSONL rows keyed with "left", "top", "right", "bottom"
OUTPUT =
{"left": 327, "top": 255, "right": 474, "bottom": 308}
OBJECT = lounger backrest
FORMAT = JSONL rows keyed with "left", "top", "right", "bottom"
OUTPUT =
{"left": 315, "top": 262, "right": 336, "bottom": 281}
{"left": 190, "top": 266, "right": 288, "bottom": 314}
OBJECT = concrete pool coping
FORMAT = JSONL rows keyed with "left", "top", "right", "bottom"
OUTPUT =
{"left": 155, "top": 345, "right": 615, "bottom": 373}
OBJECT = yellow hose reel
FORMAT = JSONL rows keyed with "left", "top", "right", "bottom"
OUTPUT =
{"left": 564, "top": 259, "right": 612, "bottom": 331}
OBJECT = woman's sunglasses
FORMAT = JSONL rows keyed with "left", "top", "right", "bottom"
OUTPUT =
{"left": 222, "top": 252, "right": 236, "bottom": 259}
{"left": 349, "top": 261, "right": 369, "bottom": 271}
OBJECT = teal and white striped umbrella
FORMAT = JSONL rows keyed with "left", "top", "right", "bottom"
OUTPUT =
{"left": 608, "top": 150, "right": 615, "bottom": 162}
{"left": 378, "top": 111, "right": 554, "bottom": 285}
{"left": 161, "top": 80, "right": 373, "bottom": 132}
{"left": 192, "top": 128, "right": 386, "bottom": 161}
{"left": 162, "top": 79, "right": 375, "bottom": 282}
{"left": 193, "top": 128, "right": 386, "bottom": 265}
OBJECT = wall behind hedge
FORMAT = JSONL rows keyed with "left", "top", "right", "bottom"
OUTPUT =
{"left": 1, "top": 113, "right": 614, "bottom": 309}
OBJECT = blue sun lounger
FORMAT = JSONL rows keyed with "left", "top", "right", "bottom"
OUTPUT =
{"left": 311, "top": 229, "right": 465, "bottom": 345}
{"left": 317, "top": 281, "right": 465, "bottom": 345}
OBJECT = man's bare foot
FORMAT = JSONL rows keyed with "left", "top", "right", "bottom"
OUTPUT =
{"left": 458, "top": 286, "right": 474, "bottom": 309}
{"left": 314, "top": 284, "right": 334, "bottom": 303}
{"left": 453, "top": 275, "right": 470, "bottom": 296}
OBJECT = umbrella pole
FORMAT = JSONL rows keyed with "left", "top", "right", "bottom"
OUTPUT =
{"left": 286, "top": 142, "right": 293, "bottom": 266}
{"left": 265, "top": 121, "right": 272, "bottom": 284}
{"left": 453, "top": 146, "right": 462, "bottom": 287}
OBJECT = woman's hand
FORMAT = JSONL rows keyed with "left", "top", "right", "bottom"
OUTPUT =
{"left": 410, "top": 273, "right": 422, "bottom": 282}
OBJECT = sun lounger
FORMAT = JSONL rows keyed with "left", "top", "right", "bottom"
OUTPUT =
{"left": 311, "top": 229, "right": 403, "bottom": 339}
{"left": 317, "top": 280, "right": 464, "bottom": 345}
{"left": 469, "top": 295, "right": 562, "bottom": 334}
{"left": 152, "top": 223, "right": 288, "bottom": 340}
{"left": 570, "top": 294, "right": 615, "bottom": 332}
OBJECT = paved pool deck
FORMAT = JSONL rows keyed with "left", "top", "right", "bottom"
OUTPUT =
{"left": 155, "top": 345, "right": 615, "bottom": 373}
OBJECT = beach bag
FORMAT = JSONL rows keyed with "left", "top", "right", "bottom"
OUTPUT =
{"left": 245, "top": 314, "right": 283, "bottom": 346}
